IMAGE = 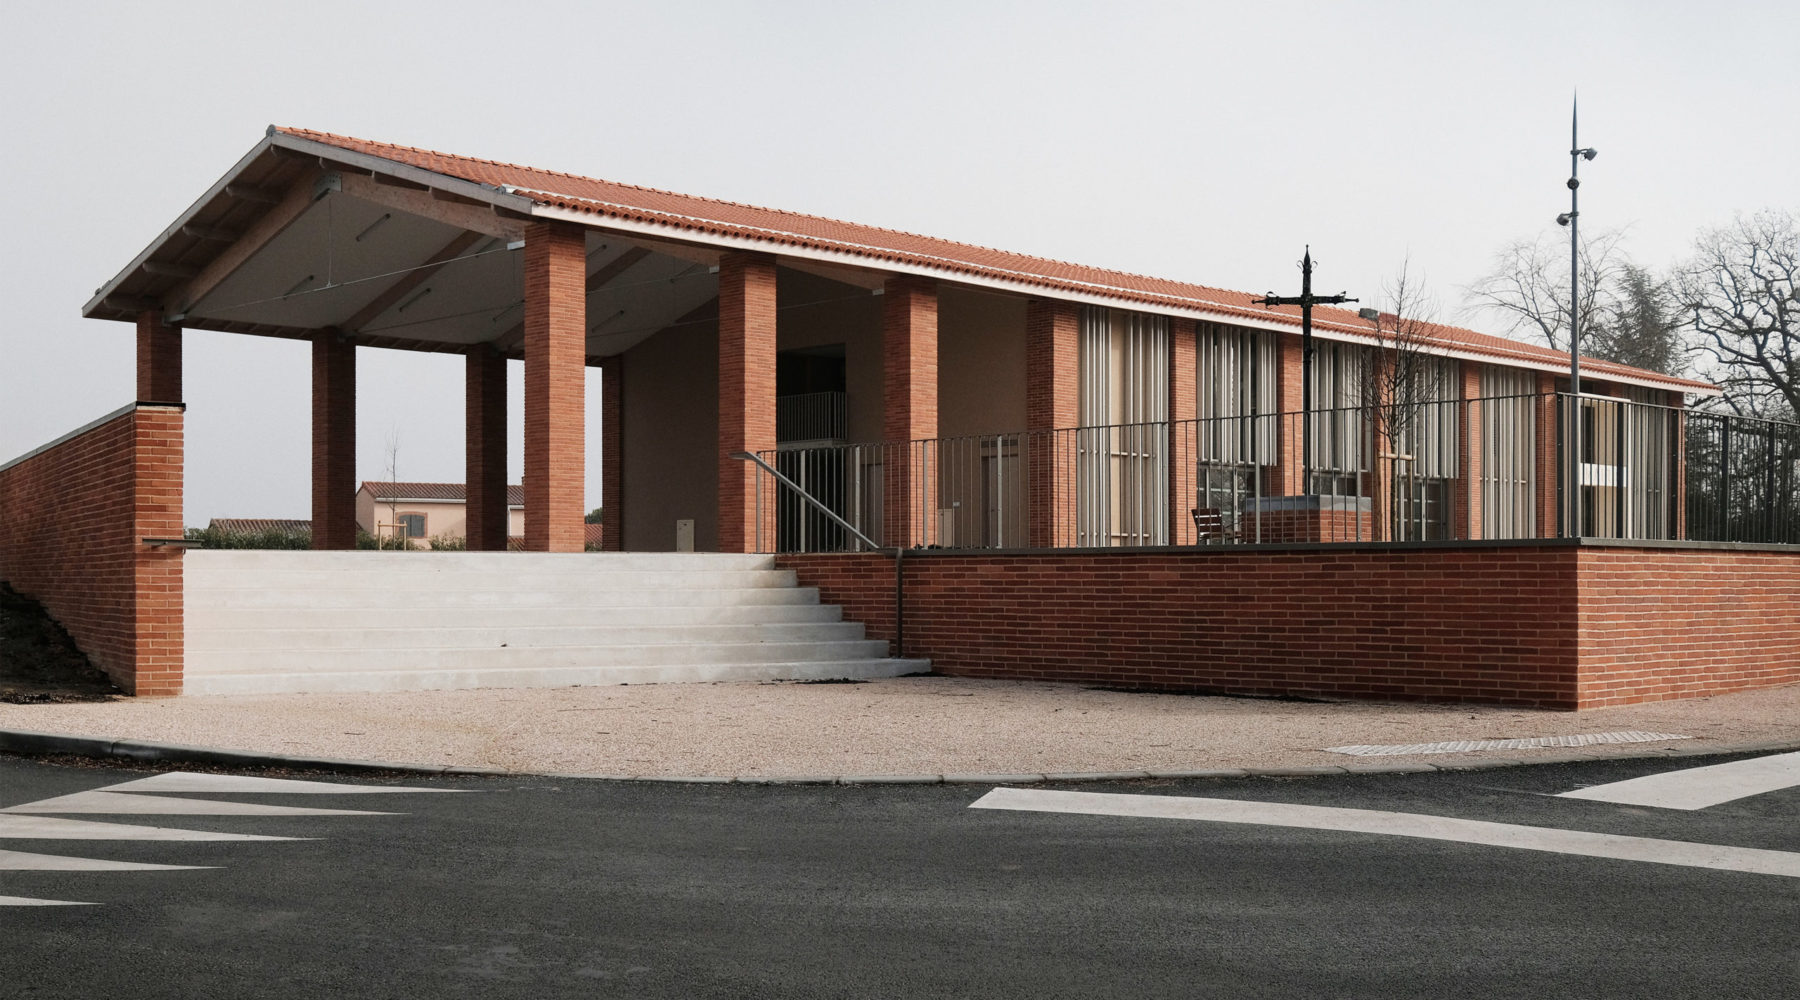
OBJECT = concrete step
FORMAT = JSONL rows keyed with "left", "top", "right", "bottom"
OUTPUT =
{"left": 187, "top": 621, "right": 868, "bottom": 651}
{"left": 184, "top": 569, "right": 801, "bottom": 591}
{"left": 185, "top": 586, "right": 823, "bottom": 611}
{"left": 184, "top": 638, "right": 895, "bottom": 675}
{"left": 181, "top": 658, "right": 932, "bottom": 696}
{"left": 184, "top": 551, "right": 778, "bottom": 573}
{"left": 184, "top": 603, "right": 845, "bottom": 631}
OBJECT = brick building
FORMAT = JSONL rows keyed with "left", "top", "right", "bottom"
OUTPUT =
{"left": 2, "top": 127, "right": 1793, "bottom": 705}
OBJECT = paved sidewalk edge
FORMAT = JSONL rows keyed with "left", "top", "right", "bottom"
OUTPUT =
{"left": 4, "top": 727, "right": 1797, "bottom": 784}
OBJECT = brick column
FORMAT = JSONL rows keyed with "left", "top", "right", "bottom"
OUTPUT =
{"left": 882, "top": 276, "right": 938, "bottom": 547}
{"left": 1454, "top": 362, "right": 1483, "bottom": 539}
{"left": 135, "top": 311, "right": 182, "bottom": 403}
{"left": 311, "top": 330, "right": 357, "bottom": 550}
{"left": 1169, "top": 318, "right": 1198, "bottom": 545}
{"left": 600, "top": 354, "right": 625, "bottom": 552}
{"left": 1271, "top": 331, "right": 1305, "bottom": 497}
{"left": 133, "top": 406, "right": 186, "bottom": 695}
{"left": 1533, "top": 371, "right": 1561, "bottom": 538}
{"left": 1025, "top": 299, "right": 1078, "bottom": 548}
{"left": 718, "top": 251, "right": 777, "bottom": 553}
{"left": 464, "top": 347, "right": 508, "bottom": 551}
{"left": 523, "top": 222, "right": 587, "bottom": 553}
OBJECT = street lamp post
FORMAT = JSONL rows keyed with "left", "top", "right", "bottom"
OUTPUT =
{"left": 1556, "top": 99, "right": 1597, "bottom": 536}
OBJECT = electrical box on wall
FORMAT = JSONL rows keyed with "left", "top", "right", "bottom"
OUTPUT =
{"left": 676, "top": 519, "right": 695, "bottom": 552}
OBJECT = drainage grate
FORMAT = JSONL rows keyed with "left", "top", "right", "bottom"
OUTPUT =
{"left": 1324, "top": 731, "right": 1693, "bottom": 757}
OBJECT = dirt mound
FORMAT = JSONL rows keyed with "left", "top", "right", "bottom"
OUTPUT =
{"left": 0, "top": 583, "right": 122, "bottom": 702}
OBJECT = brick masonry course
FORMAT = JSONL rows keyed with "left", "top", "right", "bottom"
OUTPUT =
{"left": 779, "top": 542, "right": 1800, "bottom": 710}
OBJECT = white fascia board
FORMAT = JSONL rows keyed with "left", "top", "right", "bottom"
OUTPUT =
{"left": 83, "top": 136, "right": 279, "bottom": 319}
{"left": 522, "top": 202, "right": 1718, "bottom": 398}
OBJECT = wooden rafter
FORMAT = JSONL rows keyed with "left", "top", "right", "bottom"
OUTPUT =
{"left": 164, "top": 172, "right": 319, "bottom": 315}
{"left": 337, "top": 172, "right": 525, "bottom": 242}
{"left": 340, "top": 230, "right": 486, "bottom": 334}
{"left": 491, "top": 246, "right": 653, "bottom": 351}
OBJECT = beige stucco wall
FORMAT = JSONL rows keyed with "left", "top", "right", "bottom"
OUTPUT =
{"left": 353, "top": 489, "right": 524, "bottom": 547}
{"left": 622, "top": 300, "right": 721, "bottom": 552}
{"left": 937, "top": 285, "right": 1027, "bottom": 438}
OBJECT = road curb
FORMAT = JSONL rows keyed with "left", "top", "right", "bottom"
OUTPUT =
{"left": 3, "top": 727, "right": 1798, "bottom": 784}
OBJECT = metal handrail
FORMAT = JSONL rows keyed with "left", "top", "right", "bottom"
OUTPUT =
{"left": 730, "top": 451, "right": 885, "bottom": 552}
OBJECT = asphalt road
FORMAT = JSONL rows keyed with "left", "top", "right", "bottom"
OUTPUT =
{"left": 2, "top": 753, "right": 1795, "bottom": 998}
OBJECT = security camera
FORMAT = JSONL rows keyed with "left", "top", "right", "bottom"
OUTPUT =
{"left": 1556, "top": 213, "right": 1572, "bottom": 227}
{"left": 1581, "top": 148, "right": 1598, "bottom": 161}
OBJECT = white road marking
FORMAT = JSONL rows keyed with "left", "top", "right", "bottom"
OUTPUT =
{"left": 0, "top": 814, "right": 300, "bottom": 841}
{"left": 1, "top": 771, "right": 473, "bottom": 907}
{"left": 104, "top": 773, "right": 463, "bottom": 795}
{"left": 1326, "top": 731, "right": 1691, "bottom": 756}
{"left": 970, "top": 787, "right": 1800, "bottom": 879}
{"left": 3, "top": 790, "right": 395, "bottom": 816}
{"left": 0, "top": 848, "right": 207, "bottom": 871}
{"left": 1557, "top": 750, "right": 1800, "bottom": 811}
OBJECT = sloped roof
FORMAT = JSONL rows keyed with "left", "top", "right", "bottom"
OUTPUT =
{"left": 358, "top": 481, "right": 525, "bottom": 505}
{"left": 270, "top": 128, "right": 1712, "bottom": 395}
{"left": 208, "top": 518, "right": 311, "bottom": 534}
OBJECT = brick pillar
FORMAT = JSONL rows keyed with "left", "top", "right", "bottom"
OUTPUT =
{"left": 135, "top": 311, "right": 182, "bottom": 403}
{"left": 882, "top": 276, "right": 939, "bottom": 547}
{"left": 718, "top": 251, "right": 777, "bottom": 553}
{"left": 133, "top": 406, "right": 186, "bottom": 695}
{"left": 1272, "top": 332, "right": 1305, "bottom": 497}
{"left": 311, "top": 330, "right": 357, "bottom": 550}
{"left": 1169, "top": 318, "right": 1198, "bottom": 545}
{"left": 1534, "top": 371, "right": 1561, "bottom": 538}
{"left": 1456, "top": 361, "right": 1484, "bottom": 540}
{"left": 523, "top": 222, "right": 587, "bottom": 553}
{"left": 464, "top": 347, "right": 508, "bottom": 552}
{"left": 600, "top": 354, "right": 625, "bottom": 552}
{"left": 1025, "top": 299, "right": 1078, "bottom": 548}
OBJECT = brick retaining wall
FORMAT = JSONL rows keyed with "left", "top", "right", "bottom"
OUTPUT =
{"left": 0, "top": 404, "right": 184, "bottom": 694}
{"left": 780, "top": 542, "right": 1800, "bottom": 710}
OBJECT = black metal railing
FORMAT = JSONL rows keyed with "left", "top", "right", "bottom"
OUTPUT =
{"left": 747, "top": 394, "right": 1799, "bottom": 552}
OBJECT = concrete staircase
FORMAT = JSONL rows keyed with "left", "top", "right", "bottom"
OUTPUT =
{"left": 183, "top": 551, "right": 926, "bottom": 695}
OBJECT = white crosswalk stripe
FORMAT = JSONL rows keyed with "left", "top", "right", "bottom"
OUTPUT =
{"left": 1557, "top": 750, "right": 1800, "bottom": 810}
{"left": 1, "top": 771, "right": 466, "bottom": 906}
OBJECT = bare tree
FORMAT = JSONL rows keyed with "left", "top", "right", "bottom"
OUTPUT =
{"left": 1465, "top": 229, "right": 1628, "bottom": 353}
{"left": 1675, "top": 210, "right": 1800, "bottom": 420}
{"left": 1361, "top": 262, "right": 1451, "bottom": 540}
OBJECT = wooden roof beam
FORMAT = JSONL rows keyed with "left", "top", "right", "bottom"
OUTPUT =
{"left": 163, "top": 172, "right": 319, "bottom": 317}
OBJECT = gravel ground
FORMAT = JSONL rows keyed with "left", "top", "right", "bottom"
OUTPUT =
{"left": 1, "top": 675, "right": 1795, "bottom": 777}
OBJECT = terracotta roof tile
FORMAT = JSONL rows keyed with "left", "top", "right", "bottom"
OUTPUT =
{"left": 358, "top": 481, "right": 525, "bottom": 505}
{"left": 277, "top": 127, "right": 1714, "bottom": 393}
{"left": 207, "top": 518, "right": 311, "bottom": 534}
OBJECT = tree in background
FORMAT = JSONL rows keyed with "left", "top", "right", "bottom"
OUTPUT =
{"left": 1674, "top": 210, "right": 1800, "bottom": 421}
{"left": 1466, "top": 230, "right": 1626, "bottom": 355}
{"left": 1592, "top": 263, "right": 1683, "bottom": 376}
{"left": 1360, "top": 262, "right": 1452, "bottom": 540}
{"left": 585, "top": 507, "right": 605, "bottom": 524}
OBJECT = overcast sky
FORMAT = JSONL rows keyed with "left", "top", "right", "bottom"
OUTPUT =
{"left": 3, "top": 1, "right": 1795, "bottom": 526}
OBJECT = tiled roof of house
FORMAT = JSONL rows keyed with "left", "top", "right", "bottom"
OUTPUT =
{"left": 276, "top": 127, "right": 1715, "bottom": 394}
{"left": 358, "top": 481, "right": 525, "bottom": 505}
{"left": 208, "top": 518, "right": 311, "bottom": 534}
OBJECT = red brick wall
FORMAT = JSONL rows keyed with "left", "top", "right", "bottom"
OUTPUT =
{"left": 883, "top": 277, "right": 938, "bottom": 546}
{"left": 0, "top": 405, "right": 184, "bottom": 695}
{"left": 464, "top": 347, "right": 508, "bottom": 551}
{"left": 523, "top": 221, "right": 588, "bottom": 552}
{"left": 780, "top": 543, "right": 1800, "bottom": 710}
{"left": 783, "top": 546, "right": 1582, "bottom": 707}
{"left": 718, "top": 251, "right": 778, "bottom": 552}
{"left": 1576, "top": 546, "right": 1800, "bottom": 707}
{"left": 599, "top": 353, "right": 624, "bottom": 553}
{"left": 1024, "top": 300, "right": 1077, "bottom": 548}
{"left": 311, "top": 330, "right": 357, "bottom": 550}
{"left": 135, "top": 311, "right": 182, "bottom": 403}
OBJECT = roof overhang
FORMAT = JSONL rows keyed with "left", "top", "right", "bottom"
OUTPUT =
{"left": 85, "top": 127, "right": 1719, "bottom": 398}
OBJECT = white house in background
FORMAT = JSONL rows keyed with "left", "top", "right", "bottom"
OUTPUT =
{"left": 355, "top": 481, "right": 524, "bottom": 545}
